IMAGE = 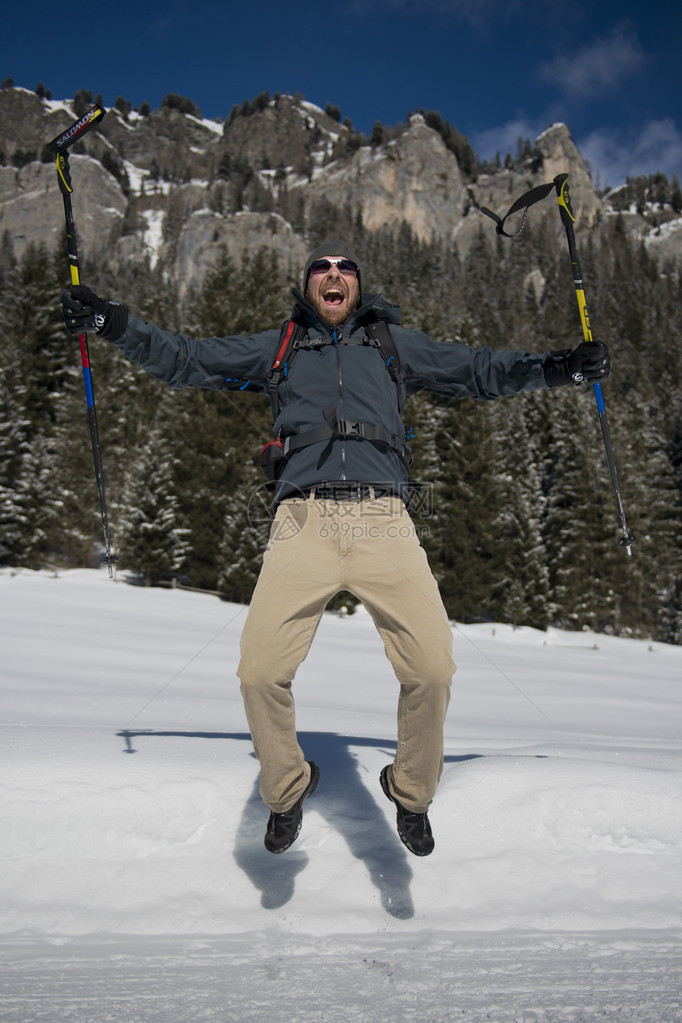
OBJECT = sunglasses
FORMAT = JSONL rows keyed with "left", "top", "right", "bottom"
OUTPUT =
{"left": 309, "top": 258, "right": 359, "bottom": 277}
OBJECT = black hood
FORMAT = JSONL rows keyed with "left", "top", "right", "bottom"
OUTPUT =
{"left": 302, "top": 240, "right": 363, "bottom": 299}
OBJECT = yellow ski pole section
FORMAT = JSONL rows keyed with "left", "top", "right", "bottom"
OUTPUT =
{"left": 553, "top": 173, "right": 636, "bottom": 555}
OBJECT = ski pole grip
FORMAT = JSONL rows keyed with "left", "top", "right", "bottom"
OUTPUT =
{"left": 56, "top": 152, "right": 73, "bottom": 196}
{"left": 553, "top": 173, "right": 574, "bottom": 228}
{"left": 47, "top": 103, "right": 106, "bottom": 154}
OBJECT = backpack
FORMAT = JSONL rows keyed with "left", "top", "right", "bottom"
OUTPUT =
{"left": 258, "top": 318, "right": 412, "bottom": 485}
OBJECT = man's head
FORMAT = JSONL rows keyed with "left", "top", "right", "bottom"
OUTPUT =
{"left": 303, "top": 241, "right": 361, "bottom": 327}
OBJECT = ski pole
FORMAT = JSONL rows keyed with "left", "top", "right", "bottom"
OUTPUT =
{"left": 553, "top": 173, "right": 636, "bottom": 555}
{"left": 47, "top": 103, "right": 117, "bottom": 576}
{"left": 481, "top": 177, "right": 636, "bottom": 553}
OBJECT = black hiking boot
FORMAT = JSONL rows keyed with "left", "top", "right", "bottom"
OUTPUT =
{"left": 264, "top": 761, "right": 320, "bottom": 854}
{"left": 380, "top": 765, "right": 435, "bottom": 857}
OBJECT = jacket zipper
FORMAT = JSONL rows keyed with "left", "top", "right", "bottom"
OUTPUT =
{"left": 332, "top": 327, "right": 346, "bottom": 480}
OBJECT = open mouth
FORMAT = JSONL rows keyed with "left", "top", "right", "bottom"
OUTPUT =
{"left": 322, "top": 287, "right": 345, "bottom": 306}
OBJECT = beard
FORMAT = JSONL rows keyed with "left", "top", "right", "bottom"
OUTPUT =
{"left": 309, "top": 292, "right": 359, "bottom": 327}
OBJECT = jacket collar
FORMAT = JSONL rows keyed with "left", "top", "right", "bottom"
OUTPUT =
{"left": 289, "top": 288, "right": 401, "bottom": 338}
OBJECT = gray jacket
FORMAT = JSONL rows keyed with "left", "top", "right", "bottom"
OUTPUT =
{"left": 112, "top": 290, "right": 549, "bottom": 503}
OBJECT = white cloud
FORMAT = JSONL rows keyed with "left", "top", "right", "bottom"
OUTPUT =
{"left": 470, "top": 116, "right": 545, "bottom": 162}
{"left": 352, "top": 0, "right": 550, "bottom": 28}
{"left": 579, "top": 118, "right": 682, "bottom": 189}
{"left": 537, "top": 24, "right": 646, "bottom": 99}
{"left": 471, "top": 113, "right": 682, "bottom": 190}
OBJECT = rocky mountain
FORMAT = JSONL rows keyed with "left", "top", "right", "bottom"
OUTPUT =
{"left": 1, "top": 84, "right": 680, "bottom": 300}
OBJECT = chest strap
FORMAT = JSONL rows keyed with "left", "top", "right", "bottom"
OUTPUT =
{"left": 281, "top": 418, "right": 412, "bottom": 467}
{"left": 282, "top": 402, "right": 411, "bottom": 466}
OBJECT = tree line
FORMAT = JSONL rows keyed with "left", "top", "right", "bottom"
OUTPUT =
{"left": 1, "top": 211, "right": 680, "bottom": 642}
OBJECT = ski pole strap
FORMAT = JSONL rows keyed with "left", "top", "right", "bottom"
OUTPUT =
{"left": 481, "top": 181, "right": 556, "bottom": 237}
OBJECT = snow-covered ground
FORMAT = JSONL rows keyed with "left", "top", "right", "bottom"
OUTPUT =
{"left": 1, "top": 569, "right": 681, "bottom": 1022}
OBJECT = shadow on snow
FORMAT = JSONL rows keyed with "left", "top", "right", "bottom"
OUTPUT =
{"left": 116, "top": 728, "right": 482, "bottom": 920}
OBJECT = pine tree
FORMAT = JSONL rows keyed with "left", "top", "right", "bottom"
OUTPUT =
{"left": 461, "top": 228, "right": 504, "bottom": 348}
{"left": 0, "top": 366, "right": 33, "bottom": 564}
{"left": 218, "top": 459, "right": 268, "bottom": 603}
{"left": 117, "top": 427, "right": 190, "bottom": 586}
{"left": 0, "top": 352, "right": 59, "bottom": 567}
{"left": 424, "top": 396, "right": 501, "bottom": 621}
{"left": 489, "top": 396, "right": 551, "bottom": 628}
{"left": 618, "top": 396, "right": 682, "bottom": 638}
{"left": 148, "top": 246, "right": 292, "bottom": 591}
{"left": 404, "top": 393, "right": 450, "bottom": 576}
{"left": 0, "top": 243, "right": 73, "bottom": 566}
{"left": 539, "top": 387, "right": 619, "bottom": 632}
{"left": 3, "top": 243, "right": 78, "bottom": 434}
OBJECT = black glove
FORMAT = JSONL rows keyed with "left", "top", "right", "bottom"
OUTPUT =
{"left": 543, "top": 340, "right": 610, "bottom": 388}
{"left": 61, "top": 285, "right": 128, "bottom": 342}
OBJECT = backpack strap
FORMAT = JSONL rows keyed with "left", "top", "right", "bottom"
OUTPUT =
{"left": 261, "top": 317, "right": 411, "bottom": 484}
{"left": 364, "top": 320, "right": 403, "bottom": 407}
{"left": 268, "top": 319, "right": 307, "bottom": 418}
{"left": 269, "top": 318, "right": 403, "bottom": 415}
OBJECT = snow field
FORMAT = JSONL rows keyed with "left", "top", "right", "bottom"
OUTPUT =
{"left": 1, "top": 569, "right": 681, "bottom": 1020}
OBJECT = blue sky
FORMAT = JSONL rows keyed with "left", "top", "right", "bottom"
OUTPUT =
{"left": 3, "top": 0, "right": 680, "bottom": 188}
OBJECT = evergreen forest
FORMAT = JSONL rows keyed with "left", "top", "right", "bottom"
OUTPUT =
{"left": 1, "top": 208, "right": 681, "bottom": 642}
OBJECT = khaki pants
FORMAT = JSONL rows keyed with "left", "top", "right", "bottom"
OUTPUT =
{"left": 237, "top": 493, "right": 455, "bottom": 813}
